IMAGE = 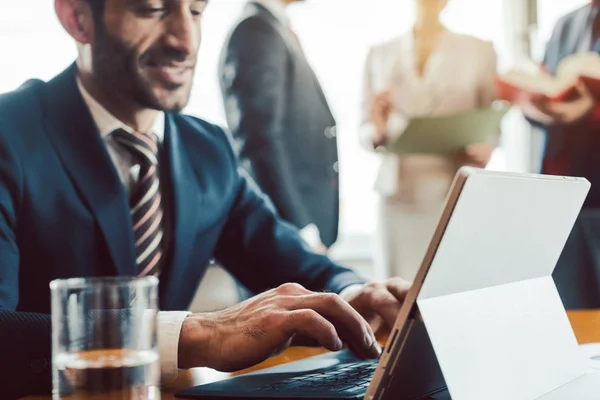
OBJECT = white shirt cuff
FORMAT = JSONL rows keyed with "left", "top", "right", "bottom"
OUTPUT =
{"left": 386, "top": 112, "right": 409, "bottom": 141}
{"left": 339, "top": 284, "right": 364, "bottom": 302}
{"left": 299, "top": 223, "right": 323, "bottom": 248}
{"left": 158, "top": 310, "right": 191, "bottom": 383}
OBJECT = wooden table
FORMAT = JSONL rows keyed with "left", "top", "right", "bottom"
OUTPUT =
{"left": 24, "top": 310, "right": 600, "bottom": 400}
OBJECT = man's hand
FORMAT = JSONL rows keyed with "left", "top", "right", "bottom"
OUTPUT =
{"left": 177, "top": 283, "right": 381, "bottom": 372}
{"left": 312, "top": 242, "right": 328, "bottom": 255}
{"left": 455, "top": 143, "right": 495, "bottom": 169}
{"left": 370, "top": 91, "right": 393, "bottom": 145}
{"left": 521, "top": 82, "right": 595, "bottom": 126}
{"left": 345, "top": 278, "right": 412, "bottom": 334}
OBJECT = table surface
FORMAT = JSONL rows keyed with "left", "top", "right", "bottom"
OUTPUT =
{"left": 24, "top": 310, "right": 600, "bottom": 400}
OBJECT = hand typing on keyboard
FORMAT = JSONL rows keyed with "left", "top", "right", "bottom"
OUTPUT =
{"left": 344, "top": 277, "right": 412, "bottom": 335}
{"left": 177, "top": 283, "right": 382, "bottom": 372}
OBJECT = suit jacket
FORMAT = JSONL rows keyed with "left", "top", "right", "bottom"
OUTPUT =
{"left": 531, "top": 4, "right": 600, "bottom": 309}
{"left": 219, "top": 1, "right": 339, "bottom": 247}
{"left": 0, "top": 64, "right": 364, "bottom": 398}
{"left": 537, "top": 3, "right": 600, "bottom": 208}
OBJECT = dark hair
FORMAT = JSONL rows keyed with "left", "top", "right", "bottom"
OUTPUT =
{"left": 85, "top": 0, "right": 105, "bottom": 22}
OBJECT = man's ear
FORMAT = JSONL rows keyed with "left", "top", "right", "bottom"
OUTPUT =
{"left": 55, "top": 0, "right": 95, "bottom": 45}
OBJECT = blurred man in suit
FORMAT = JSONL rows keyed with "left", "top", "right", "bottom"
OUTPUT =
{"left": 0, "top": 0, "right": 411, "bottom": 397}
{"left": 519, "top": 1, "right": 600, "bottom": 308}
{"left": 219, "top": 0, "right": 338, "bottom": 253}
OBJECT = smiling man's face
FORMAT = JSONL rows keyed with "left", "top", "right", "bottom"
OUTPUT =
{"left": 88, "top": 0, "right": 207, "bottom": 112}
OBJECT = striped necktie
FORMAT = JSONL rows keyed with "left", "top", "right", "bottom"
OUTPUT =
{"left": 112, "top": 129, "right": 164, "bottom": 277}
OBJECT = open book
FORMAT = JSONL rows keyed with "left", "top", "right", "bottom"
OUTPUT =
{"left": 496, "top": 52, "right": 600, "bottom": 102}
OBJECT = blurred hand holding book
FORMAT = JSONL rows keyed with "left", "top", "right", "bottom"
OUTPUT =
{"left": 496, "top": 52, "right": 600, "bottom": 103}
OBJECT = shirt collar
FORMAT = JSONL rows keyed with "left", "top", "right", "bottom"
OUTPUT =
{"left": 253, "top": 0, "right": 290, "bottom": 27}
{"left": 76, "top": 77, "right": 165, "bottom": 142}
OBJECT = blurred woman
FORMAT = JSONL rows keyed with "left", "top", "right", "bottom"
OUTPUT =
{"left": 360, "top": 0, "right": 498, "bottom": 281}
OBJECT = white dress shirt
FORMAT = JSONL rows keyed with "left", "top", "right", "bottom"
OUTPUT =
{"left": 77, "top": 79, "right": 190, "bottom": 383}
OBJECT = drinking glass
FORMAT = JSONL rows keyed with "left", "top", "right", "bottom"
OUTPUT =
{"left": 50, "top": 277, "right": 160, "bottom": 399}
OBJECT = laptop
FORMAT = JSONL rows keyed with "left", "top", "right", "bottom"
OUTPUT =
{"left": 177, "top": 168, "right": 600, "bottom": 400}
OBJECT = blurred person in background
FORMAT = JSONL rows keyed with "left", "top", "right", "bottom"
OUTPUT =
{"left": 219, "top": 0, "right": 338, "bottom": 254}
{"left": 517, "top": 1, "right": 600, "bottom": 309}
{"left": 360, "top": 0, "right": 498, "bottom": 281}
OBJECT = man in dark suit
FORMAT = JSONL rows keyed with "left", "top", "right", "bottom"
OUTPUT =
{"left": 0, "top": 0, "right": 410, "bottom": 398}
{"left": 520, "top": 1, "right": 600, "bottom": 308}
{"left": 219, "top": 0, "right": 338, "bottom": 253}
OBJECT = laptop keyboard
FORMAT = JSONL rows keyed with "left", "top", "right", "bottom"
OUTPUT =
{"left": 253, "top": 359, "right": 379, "bottom": 394}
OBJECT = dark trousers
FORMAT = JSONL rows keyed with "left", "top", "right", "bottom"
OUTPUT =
{"left": 553, "top": 208, "right": 600, "bottom": 309}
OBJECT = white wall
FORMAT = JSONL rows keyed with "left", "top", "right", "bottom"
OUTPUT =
{"left": 0, "top": 3, "right": 76, "bottom": 93}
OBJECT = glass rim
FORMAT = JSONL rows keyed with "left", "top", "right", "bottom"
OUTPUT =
{"left": 50, "top": 276, "right": 158, "bottom": 290}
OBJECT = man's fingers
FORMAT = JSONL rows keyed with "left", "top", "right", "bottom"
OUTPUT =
{"left": 386, "top": 278, "right": 411, "bottom": 302}
{"left": 369, "top": 290, "right": 402, "bottom": 329}
{"left": 287, "top": 293, "right": 380, "bottom": 359}
{"left": 290, "top": 334, "right": 322, "bottom": 348}
{"left": 285, "top": 310, "right": 342, "bottom": 352}
{"left": 275, "top": 282, "right": 313, "bottom": 296}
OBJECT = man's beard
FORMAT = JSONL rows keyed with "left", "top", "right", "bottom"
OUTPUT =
{"left": 92, "top": 26, "right": 193, "bottom": 113}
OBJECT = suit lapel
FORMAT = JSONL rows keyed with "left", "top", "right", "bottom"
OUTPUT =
{"left": 162, "top": 115, "right": 200, "bottom": 301}
{"left": 40, "top": 64, "right": 137, "bottom": 276}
